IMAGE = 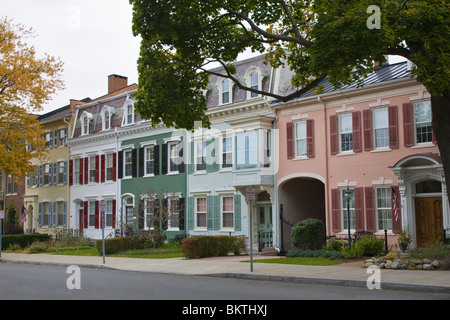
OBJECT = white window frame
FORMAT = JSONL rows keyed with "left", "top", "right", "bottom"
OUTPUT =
{"left": 122, "top": 100, "right": 135, "bottom": 126}
{"left": 167, "top": 196, "right": 181, "bottom": 231}
{"left": 89, "top": 155, "right": 96, "bottom": 183}
{"left": 413, "top": 100, "right": 433, "bottom": 145}
{"left": 195, "top": 196, "right": 207, "bottom": 230}
{"left": 144, "top": 145, "right": 155, "bottom": 176}
{"left": 220, "top": 195, "right": 234, "bottom": 231}
{"left": 375, "top": 187, "right": 392, "bottom": 232}
{"left": 105, "top": 153, "right": 114, "bottom": 182}
{"left": 340, "top": 188, "right": 355, "bottom": 232}
{"left": 295, "top": 121, "right": 307, "bottom": 157}
{"left": 220, "top": 79, "right": 231, "bottom": 105}
{"left": 339, "top": 113, "right": 353, "bottom": 153}
{"left": 168, "top": 141, "right": 180, "bottom": 174}
{"left": 221, "top": 135, "right": 233, "bottom": 170}
{"left": 74, "top": 158, "right": 80, "bottom": 185}
{"left": 88, "top": 201, "right": 96, "bottom": 228}
{"left": 195, "top": 140, "right": 207, "bottom": 173}
{"left": 80, "top": 111, "right": 93, "bottom": 136}
{"left": 372, "top": 107, "right": 389, "bottom": 149}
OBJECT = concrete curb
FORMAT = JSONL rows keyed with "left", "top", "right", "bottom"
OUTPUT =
{"left": 0, "top": 258, "right": 118, "bottom": 271}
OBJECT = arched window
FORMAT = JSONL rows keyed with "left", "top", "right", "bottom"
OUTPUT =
{"left": 80, "top": 111, "right": 93, "bottom": 135}
{"left": 250, "top": 71, "right": 259, "bottom": 98}
{"left": 221, "top": 79, "right": 230, "bottom": 105}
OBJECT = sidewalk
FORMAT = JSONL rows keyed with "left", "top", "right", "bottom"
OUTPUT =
{"left": 1, "top": 253, "right": 449, "bottom": 294}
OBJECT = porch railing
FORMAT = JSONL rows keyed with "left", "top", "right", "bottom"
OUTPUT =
{"left": 258, "top": 231, "right": 274, "bottom": 251}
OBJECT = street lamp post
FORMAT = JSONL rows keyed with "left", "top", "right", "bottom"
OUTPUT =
{"left": 344, "top": 187, "right": 352, "bottom": 250}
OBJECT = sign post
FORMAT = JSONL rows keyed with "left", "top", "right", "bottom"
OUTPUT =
{"left": 99, "top": 200, "right": 107, "bottom": 264}
{"left": 246, "top": 187, "right": 255, "bottom": 272}
{"left": 0, "top": 210, "right": 4, "bottom": 258}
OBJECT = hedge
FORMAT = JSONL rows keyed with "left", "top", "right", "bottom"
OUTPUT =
{"left": 95, "top": 234, "right": 154, "bottom": 255}
{"left": 1, "top": 234, "right": 52, "bottom": 250}
{"left": 181, "top": 236, "right": 246, "bottom": 259}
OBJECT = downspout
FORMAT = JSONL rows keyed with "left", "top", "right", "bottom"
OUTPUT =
{"left": 318, "top": 95, "right": 331, "bottom": 237}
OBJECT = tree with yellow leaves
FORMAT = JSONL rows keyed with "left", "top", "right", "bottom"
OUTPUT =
{"left": 0, "top": 17, "right": 64, "bottom": 177}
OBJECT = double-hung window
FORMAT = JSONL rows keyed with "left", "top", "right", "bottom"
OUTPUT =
{"left": 89, "top": 156, "right": 96, "bottom": 183}
{"left": 106, "top": 200, "right": 113, "bottom": 227}
{"left": 295, "top": 121, "right": 307, "bottom": 157}
{"left": 373, "top": 108, "right": 389, "bottom": 148}
{"left": 145, "top": 146, "right": 155, "bottom": 175}
{"left": 124, "top": 150, "right": 133, "bottom": 177}
{"left": 221, "top": 196, "right": 234, "bottom": 229}
{"left": 221, "top": 79, "right": 230, "bottom": 104}
{"left": 88, "top": 201, "right": 96, "bottom": 228}
{"left": 341, "top": 188, "right": 355, "bottom": 231}
{"left": 376, "top": 187, "right": 392, "bottom": 231}
{"left": 236, "top": 130, "right": 257, "bottom": 170}
{"left": 169, "top": 142, "right": 180, "bottom": 173}
{"left": 222, "top": 137, "right": 232, "bottom": 168}
{"left": 196, "top": 141, "right": 207, "bottom": 171}
{"left": 414, "top": 101, "right": 433, "bottom": 144}
{"left": 196, "top": 197, "right": 207, "bottom": 229}
{"left": 250, "top": 72, "right": 259, "bottom": 98}
{"left": 74, "top": 159, "right": 80, "bottom": 185}
{"left": 168, "top": 197, "right": 180, "bottom": 230}
{"left": 339, "top": 114, "right": 353, "bottom": 152}
{"left": 106, "top": 154, "right": 114, "bottom": 181}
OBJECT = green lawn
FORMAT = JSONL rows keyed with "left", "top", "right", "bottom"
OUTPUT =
{"left": 246, "top": 257, "right": 345, "bottom": 266}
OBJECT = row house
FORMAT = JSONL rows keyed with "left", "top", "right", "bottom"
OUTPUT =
{"left": 275, "top": 61, "right": 448, "bottom": 251}
{"left": 23, "top": 105, "right": 72, "bottom": 236}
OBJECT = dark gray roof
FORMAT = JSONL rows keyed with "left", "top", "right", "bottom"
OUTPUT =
{"left": 300, "top": 61, "right": 413, "bottom": 98}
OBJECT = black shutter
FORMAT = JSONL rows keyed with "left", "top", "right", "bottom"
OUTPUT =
{"left": 138, "top": 147, "right": 144, "bottom": 177}
{"left": 179, "top": 198, "right": 185, "bottom": 231}
{"left": 154, "top": 145, "right": 160, "bottom": 176}
{"left": 132, "top": 149, "right": 138, "bottom": 177}
{"left": 118, "top": 151, "right": 123, "bottom": 179}
{"left": 161, "top": 144, "right": 168, "bottom": 175}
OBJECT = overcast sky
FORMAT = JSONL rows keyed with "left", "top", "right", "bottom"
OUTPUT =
{"left": 3, "top": 1, "right": 141, "bottom": 114}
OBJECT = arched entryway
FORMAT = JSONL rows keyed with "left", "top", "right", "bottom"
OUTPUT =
{"left": 391, "top": 153, "right": 449, "bottom": 248}
{"left": 278, "top": 175, "right": 326, "bottom": 252}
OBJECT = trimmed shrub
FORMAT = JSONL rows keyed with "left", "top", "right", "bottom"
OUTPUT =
{"left": 291, "top": 218, "right": 324, "bottom": 250}
{"left": 1, "top": 233, "right": 52, "bottom": 250}
{"left": 181, "top": 236, "right": 246, "bottom": 259}
{"left": 287, "top": 248, "right": 344, "bottom": 260}
{"left": 96, "top": 234, "right": 154, "bottom": 255}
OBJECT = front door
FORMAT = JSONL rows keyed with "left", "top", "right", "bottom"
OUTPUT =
{"left": 415, "top": 197, "right": 443, "bottom": 247}
{"left": 257, "top": 204, "right": 273, "bottom": 250}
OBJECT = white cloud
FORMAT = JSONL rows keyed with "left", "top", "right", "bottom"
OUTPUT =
{"left": 2, "top": 1, "right": 141, "bottom": 113}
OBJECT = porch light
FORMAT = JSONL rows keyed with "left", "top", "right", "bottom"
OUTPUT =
{"left": 344, "top": 187, "right": 352, "bottom": 249}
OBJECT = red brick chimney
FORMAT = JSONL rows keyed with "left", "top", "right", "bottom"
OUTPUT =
{"left": 108, "top": 74, "right": 128, "bottom": 94}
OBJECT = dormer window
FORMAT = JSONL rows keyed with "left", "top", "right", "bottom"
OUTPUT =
{"left": 100, "top": 106, "right": 116, "bottom": 131}
{"left": 250, "top": 72, "right": 259, "bottom": 98}
{"left": 80, "top": 111, "right": 93, "bottom": 136}
{"left": 122, "top": 100, "right": 135, "bottom": 126}
{"left": 221, "top": 79, "right": 230, "bottom": 105}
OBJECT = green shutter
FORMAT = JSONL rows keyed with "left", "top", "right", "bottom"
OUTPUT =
{"left": 234, "top": 194, "right": 241, "bottom": 231}
{"left": 213, "top": 195, "right": 220, "bottom": 230}
{"left": 207, "top": 195, "right": 214, "bottom": 230}
{"left": 188, "top": 141, "right": 195, "bottom": 175}
{"left": 188, "top": 197, "right": 194, "bottom": 231}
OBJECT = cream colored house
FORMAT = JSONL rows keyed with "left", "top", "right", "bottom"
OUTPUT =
{"left": 23, "top": 105, "right": 73, "bottom": 238}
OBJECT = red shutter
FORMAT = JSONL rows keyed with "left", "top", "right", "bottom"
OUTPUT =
{"left": 306, "top": 119, "right": 314, "bottom": 158}
{"left": 95, "top": 200, "right": 99, "bottom": 229}
{"left": 330, "top": 115, "right": 338, "bottom": 155}
{"left": 84, "top": 157, "right": 89, "bottom": 185}
{"left": 112, "top": 152, "right": 117, "bottom": 181}
{"left": 112, "top": 199, "right": 116, "bottom": 228}
{"left": 95, "top": 155, "right": 100, "bottom": 183}
{"left": 83, "top": 201, "right": 89, "bottom": 229}
{"left": 402, "top": 103, "right": 414, "bottom": 147}
{"left": 79, "top": 158, "right": 84, "bottom": 185}
{"left": 286, "top": 122, "right": 294, "bottom": 159}
{"left": 69, "top": 159, "right": 74, "bottom": 186}
{"left": 388, "top": 105, "right": 399, "bottom": 149}
{"left": 331, "top": 188, "right": 341, "bottom": 233}
{"left": 101, "top": 154, "right": 106, "bottom": 183}
{"left": 355, "top": 187, "right": 364, "bottom": 231}
{"left": 352, "top": 111, "right": 362, "bottom": 152}
{"left": 363, "top": 109, "right": 373, "bottom": 151}
{"left": 392, "top": 186, "right": 401, "bottom": 233}
{"left": 365, "top": 187, "right": 376, "bottom": 232}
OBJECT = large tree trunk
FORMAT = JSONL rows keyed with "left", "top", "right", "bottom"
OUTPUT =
{"left": 431, "top": 91, "right": 450, "bottom": 209}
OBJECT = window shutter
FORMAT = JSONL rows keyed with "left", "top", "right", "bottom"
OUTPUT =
{"left": 101, "top": 154, "right": 106, "bottom": 183}
{"left": 402, "top": 103, "right": 414, "bottom": 147}
{"left": 154, "top": 145, "right": 160, "bottom": 176}
{"left": 132, "top": 149, "right": 138, "bottom": 178}
{"left": 138, "top": 147, "right": 144, "bottom": 177}
{"left": 63, "top": 202, "right": 67, "bottom": 227}
{"left": 95, "top": 200, "right": 99, "bottom": 229}
{"left": 306, "top": 119, "right": 314, "bottom": 158}
{"left": 188, "top": 141, "right": 195, "bottom": 175}
{"left": 234, "top": 194, "right": 241, "bottom": 231}
{"left": 112, "top": 152, "right": 117, "bottom": 181}
{"left": 161, "top": 144, "right": 168, "bottom": 175}
{"left": 365, "top": 187, "right": 376, "bottom": 232}
{"left": 178, "top": 141, "right": 185, "bottom": 173}
{"left": 352, "top": 111, "right": 362, "bottom": 153}
{"left": 52, "top": 202, "right": 57, "bottom": 227}
{"left": 112, "top": 200, "right": 116, "bottom": 228}
{"left": 331, "top": 188, "right": 341, "bottom": 232}
{"left": 330, "top": 115, "right": 338, "bottom": 155}
{"left": 83, "top": 202, "right": 89, "bottom": 229}
{"left": 63, "top": 161, "right": 68, "bottom": 185}
{"left": 187, "top": 197, "right": 194, "bottom": 231}
{"left": 392, "top": 186, "right": 401, "bottom": 233}
{"left": 38, "top": 202, "right": 43, "bottom": 227}
{"left": 286, "top": 122, "right": 294, "bottom": 159}
{"left": 363, "top": 109, "right": 373, "bottom": 151}
{"left": 388, "top": 105, "right": 399, "bottom": 149}
{"left": 207, "top": 195, "right": 214, "bottom": 230}
{"left": 117, "top": 151, "right": 123, "bottom": 179}
{"left": 354, "top": 187, "right": 364, "bottom": 231}
{"left": 84, "top": 157, "right": 89, "bottom": 185}
{"left": 95, "top": 155, "right": 100, "bottom": 183}
{"left": 162, "top": 198, "right": 168, "bottom": 230}
{"left": 79, "top": 158, "right": 84, "bottom": 185}
{"left": 179, "top": 198, "right": 185, "bottom": 231}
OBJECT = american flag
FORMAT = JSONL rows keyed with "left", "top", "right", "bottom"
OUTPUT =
{"left": 20, "top": 205, "right": 29, "bottom": 225}
{"left": 391, "top": 187, "right": 399, "bottom": 222}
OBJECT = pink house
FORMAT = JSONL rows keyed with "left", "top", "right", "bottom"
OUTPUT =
{"left": 274, "top": 61, "right": 448, "bottom": 252}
